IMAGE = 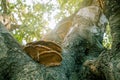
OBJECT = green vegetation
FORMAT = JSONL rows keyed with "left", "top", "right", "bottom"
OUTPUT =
{"left": 103, "top": 23, "right": 112, "bottom": 49}
{"left": 0, "top": 0, "right": 112, "bottom": 48}
{"left": 0, "top": 0, "right": 82, "bottom": 44}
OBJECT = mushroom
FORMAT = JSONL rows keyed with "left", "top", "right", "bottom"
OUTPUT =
{"left": 34, "top": 45, "right": 51, "bottom": 53}
{"left": 38, "top": 51, "right": 62, "bottom": 67}
{"left": 23, "top": 45, "right": 52, "bottom": 60}
{"left": 23, "top": 45, "right": 38, "bottom": 61}
{"left": 23, "top": 40, "right": 63, "bottom": 67}
{"left": 26, "top": 40, "right": 62, "bottom": 53}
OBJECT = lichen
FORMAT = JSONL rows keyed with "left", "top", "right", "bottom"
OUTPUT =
{"left": 0, "top": 34, "right": 8, "bottom": 59}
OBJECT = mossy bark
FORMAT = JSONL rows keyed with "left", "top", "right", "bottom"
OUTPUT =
{"left": 0, "top": 22, "right": 103, "bottom": 80}
{"left": 85, "top": 0, "right": 120, "bottom": 80}
{"left": 100, "top": 0, "right": 120, "bottom": 79}
{"left": 0, "top": 0, "right": 120, "bottom": 80}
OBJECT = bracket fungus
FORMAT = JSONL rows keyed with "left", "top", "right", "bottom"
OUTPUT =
{"left": 26, "top": 40, "right": 62, "bottom": 53}
{"left": 23, "top": 45, "right": 38, "bottom": 61}
{"left": 34, "top": 45, "right": 51, "bottom": 53}
{"left": 23, "top": 40, "right": 62, "bottom": 67}
{"left": 38, "top": 51, "right": 62, "bottom": 67}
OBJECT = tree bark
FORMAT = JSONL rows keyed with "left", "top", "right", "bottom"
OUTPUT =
{"left": 84, "top": 0, "right": 120, "bottom": 80}
{"left": 0, "top": 22, "right": 73, "bottom": 80}
{"left": 0, "top": 0, "right": 120, "bottom": 80}
{"left": 100, "top": 0, "right": 120, "bottom": 79}
{"left": 0, "top": 7, "right": 103, "bottom": 80}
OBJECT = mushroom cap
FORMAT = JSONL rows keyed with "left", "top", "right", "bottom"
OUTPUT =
{"left": 38, "top": 51, "right": 62, "bottom": 67}
{"left": 23, "top": 45, "right": 38, "bottom": 60}
{"left": 34, "top": 45, "right": 51, "bottom": 53}
{"left": 23, "top": 45, "right": 52, "bottom": 60}
{"left": 27, "top": 40, "right": 62, "bottom": 53}
{"left": 23, "top": 40, "right": 63, "bottom": 67}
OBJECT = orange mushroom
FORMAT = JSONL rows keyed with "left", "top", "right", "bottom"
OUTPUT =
{"left": 34, "top": 45, "right": 51, "bottom": 53}
{"left": 23, "top": 45, "right": 38, "bottom": 61}
{"left": 23, "top": 40, "right": 63, "bottom": 67}
{"left": 38, "top": 51, "right": 62, "bottom": 67}
{"left": 26, "top": 40, "right": 62, "bottom": 53}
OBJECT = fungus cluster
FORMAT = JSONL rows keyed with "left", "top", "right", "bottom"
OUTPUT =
{"left": 23, "top": 40, "right": 62, "bottom": 67}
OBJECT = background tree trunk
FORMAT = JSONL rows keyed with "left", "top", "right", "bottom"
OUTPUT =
{"left": 101, "top": 0, "right": 120, "bottom": 79}
{"left": 85, "top": 0, "right": 120, "bottom": 80}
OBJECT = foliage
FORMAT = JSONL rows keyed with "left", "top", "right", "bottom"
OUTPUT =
{"left": 0, "top": 0, "right": 112, "bottom": 48}
{"left": 0, "top": 0, "right": 83, "bottom": 44}
{"left": 56, "top": 0, "right": 83, "bottom": 19}
{"left": 9, "top": 0, "right": 53, "bottom": 44}
{"left": 103, "top": 23, "right": 112, "bottom": 49}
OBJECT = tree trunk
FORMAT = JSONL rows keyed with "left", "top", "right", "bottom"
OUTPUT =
{"left": 84, "top": 0, "right": 120, "bottom": 80}
{"left": 0, "top": 0, "right": 120, "bottom": 80}
{"left": 100, "top": 0, "right": 120, "bottom": 79}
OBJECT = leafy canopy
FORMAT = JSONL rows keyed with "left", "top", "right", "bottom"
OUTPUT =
{"left": 0, "top": 0, "right": 111, "bottom": 48}
{"left": 0, "top": 0, "right": 82, "bottom": 44}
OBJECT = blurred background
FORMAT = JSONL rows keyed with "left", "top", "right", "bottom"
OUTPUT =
{"left": 0, "top": 0, "right": 112, "bottom": 49}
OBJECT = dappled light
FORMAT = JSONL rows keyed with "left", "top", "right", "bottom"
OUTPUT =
{"left": 0, "top": 0, "right": 120, "bottom": 80}
{"left": 0, "top": 0, "right": 82, "bottom": 44}
{"left": 0, "top": 0, "right": 111, "bottom": 48}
